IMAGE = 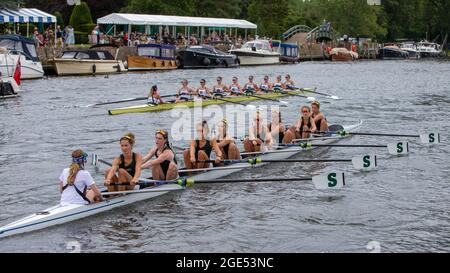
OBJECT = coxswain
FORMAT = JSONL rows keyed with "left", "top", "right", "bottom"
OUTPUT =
{"left": 104, "top": 133, "right": 143, "bottom": 192}
{"left": 60, "top": 150, "right": 103, "bottom": 205}
{"left": 147, "top": 85, "right": 164, "bottom": 105}
{"left": 142, "top": 130, "right": 178, "bottom": 181}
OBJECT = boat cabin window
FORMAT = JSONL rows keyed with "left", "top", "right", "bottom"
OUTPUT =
{"left": 138, "top": 46, "right": 160, "bottom": 57}
{"left": 161, "top": 48, "right": 174, "bottom": 58}
{"left": 25, "top": 43, "right": 38, "bottom": 59}
{"left": 0, "top": 39, "right": 23, "bottom": 52}
{"left": 97, "top": 51, "right": 107, "bottom": 59}
{"left": 76, "top": 52, "right": 90, "bottom": 59}
{"left": 61, "top": 51, "right": 77, "bottom": 59}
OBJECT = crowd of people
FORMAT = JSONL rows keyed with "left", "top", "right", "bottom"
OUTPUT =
{"left": 31, "top": 25, "right": 75, "bottom": 48}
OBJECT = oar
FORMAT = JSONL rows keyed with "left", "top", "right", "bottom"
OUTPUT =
{"left": 210, "top": 96, "right": 256, "bottom": 108}
{"left": 301, "top": 87, "right": 341, "bottom": 100}
{"left": 277, "top": 141, "right": 411, "bottom": 156}
{"left": 197, "top": 154, "right": 379, "bottom": 171}
{"left": 146, "top": 172, "right": 347, "bottom": 190}
{"left": 244, "top": 93, "right": 289, "bottom": 106}
{"left": 274, "top": 89, "right": 317, "bottom": 102}
{"left": 335, "top": 130, "right": 440, "bottom": 144}
{"left": 101, "top": 186, "right": 184, "bottom": 196}
{"left": 83, "top": 94, "right": 176, "bottom": 107}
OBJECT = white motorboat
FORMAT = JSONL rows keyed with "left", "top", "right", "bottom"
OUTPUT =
{"left": 0, "top": 35, "right": 44, "bottom": 80}
{"left": 0, "top": 121, "right": 362, "bottom": 238}
{"left": 416, "top": 40, "right": 443, "bottom": 58}
{"left": 229, "top": 40, "right": 280, "bottom": 66}
{"left": 400, "top": 42, "right": 421, "bottom": 59}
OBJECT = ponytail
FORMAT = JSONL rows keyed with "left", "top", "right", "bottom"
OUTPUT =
{"left": 68, "top": 149, "right": 86, "bottom": 185}
{"left": 67, "top": 163, "right": 81, "bottom": 186}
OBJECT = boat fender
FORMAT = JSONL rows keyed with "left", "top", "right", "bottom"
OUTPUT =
{"left": 214, "top": 58, "right": 221, "bottom": 64}
{"left": 203, "top": 58, "right": 211, "bottom": 65}
{"left": 92, "top": 64, "right": 96, "bottom": 74}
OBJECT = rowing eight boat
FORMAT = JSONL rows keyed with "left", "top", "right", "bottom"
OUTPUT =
{"left": 107, "top": 88, "right": 316, "bottom": 115}
{"left": 0, "top": 120, "right": 362, "bottom": 239}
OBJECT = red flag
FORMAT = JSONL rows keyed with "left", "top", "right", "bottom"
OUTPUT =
{"left": 13, "top": 57, "right": 21, "bottom": 86}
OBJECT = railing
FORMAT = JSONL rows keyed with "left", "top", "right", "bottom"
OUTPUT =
{"left": 282, "top": 25, "right": 312, "bottom": 40}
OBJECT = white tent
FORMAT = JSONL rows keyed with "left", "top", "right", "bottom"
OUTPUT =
{"left": 97, "top": 13, "right": 257, "bottom": 46}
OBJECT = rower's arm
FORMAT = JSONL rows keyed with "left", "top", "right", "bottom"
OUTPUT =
{"left": 211, "top": 138, "right": 223, "bottom": 159}
{"left": 248, "top": 125, "right": 256, "bottom": 140}
{"left": 189, "top": 140, "right": 196, "bottom": 160}
{"left": 152, "top": 150, "right": 171, "bottom": 165}
{"left": 158, "top": 94, "right": 164, "bottom": 103}
{"left": 133, "top": 154, "right": 143, "bottom": 181}
{"left": 106, "top": 157, "right": 120, "bottom": 180}
{"left": 310, "top": 118, "right": 318, "bottom": 132}
{"left": 218, "top": 138, "right": 233, "bottom": 147}
{"left": 142, "top": 148, "right": 156, "bottom": 163}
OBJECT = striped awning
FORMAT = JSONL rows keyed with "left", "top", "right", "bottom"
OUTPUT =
{"left": 0, "top": 8, "right": 56, "bottom": 23}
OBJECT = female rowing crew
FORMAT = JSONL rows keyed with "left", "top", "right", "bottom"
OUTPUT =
{"left": 58, "top": 100, "right": 328, "bottom": 205}
{"left": 146, "top": 74, "right": 297, "bottom": 104}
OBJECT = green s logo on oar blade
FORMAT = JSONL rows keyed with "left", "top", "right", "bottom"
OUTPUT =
{"left": 429, "top": 133, "right": 435, "bottom": 143}
{"left": 397, "top": 142, "right": 404, "bottom": 153}
{"left": 363, "top": 155, "right": 371, "bottom": 168}
{"left": 327, "top": 173, "right": 337, "bottom": 187}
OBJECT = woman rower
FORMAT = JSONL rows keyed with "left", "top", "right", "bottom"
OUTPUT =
{"left": 243, "top": 75, "right": 259, "bottom": 94}
{"left": 176, "top": 79, "right": 195, "bottom": 102}
{"left": 260, "top": 75, "right": 273, "bottom": 93}
{"left": 215, "top": 118, "right": 241, "bottom": 160}
{"left": 60, "top": 149, "right": 103, "bottom": 205}
{"left": 284, "top": 74, "right": 296, "bottom": 90}
{"left": 142, "top": 130, "right": 178, "bottom": 181}
{"left": 196, "top": 79, "right": 212, "bottom": 98}
{"left": 183, "top": 120, "right": 223, "bottom": 170}
{"left": 104, "top": 133, "right": 143, "bottom": 192}
{"left": 311, "top": 100, "right": 329, "bottom": 133}
{"left": 273, "top": 75, "right": 285, "bottom": 92}
{"left": 243, "top": 111, "right": 273, "bottom": 152}
{"left": 228, "top": 76, "right": 243, "bottom": 96}
{"left": 282, "top": 106, "right": 317, "bottom": 143}
{"left": 147, "top": 85, "right": 164, "bottom": 105}
{"left": 212, "top": 76, "right": 228, "bottom": 97}
{"left": 267, "top": 110, "right": 286, "bottom": 145}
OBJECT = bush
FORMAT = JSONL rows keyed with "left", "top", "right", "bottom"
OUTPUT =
{"left": 69, "top": 2, "right": 94, "bottom": 31}
{"left": 78, "top": 23, "right": 97, "bottom": 33}
{"left": 73, "top": 31, "right": 89, "bottom": 44}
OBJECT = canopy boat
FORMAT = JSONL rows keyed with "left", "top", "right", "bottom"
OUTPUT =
{"left": 0, "top": 35, "right": 44, "bottom": 80}
{"left": 176, "top": 45, "right": 239, "bottom": 69}
{"left": 50, "top": 45, "right": 127, "bottom": 76}
{"left": 127, "top": 44, "right": 177, "bottom": 71}
{"left": 271, "top": 41, "right": 300, "bottom": 63}
{"left": 108, "top": 88, "right": 315, "bottom": 115}
{"left": 0, "top": 120, "right": 362, "bottom": 239}
{"left": 229, "top": 40, "right": 280, "bottom": 66}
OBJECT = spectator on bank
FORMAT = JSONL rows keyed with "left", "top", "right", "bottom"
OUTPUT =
{"left": 65, "top": 25, "right": 75, "bottom": 48}
{"left": 56, "top": 25, "right": 64, "bottom": 48}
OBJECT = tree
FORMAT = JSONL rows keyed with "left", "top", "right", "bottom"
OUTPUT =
{"left": 54, "top": 11, "right": 64, "bottom": 27}
{"left": 69, "top": 1, "right": 94, "bottom": 32}
{"left": 120, "top": 0, "right": 195, "bottom": 16}
{"left": 0, "top": 0, "right": 19, "bottom": 9}
{"left": 247, "top": 0, "right": 289, "bottom": 38}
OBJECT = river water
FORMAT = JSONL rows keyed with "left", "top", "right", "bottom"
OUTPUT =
{"left": 0, "top": 59, "right": 449, "bottom": 252}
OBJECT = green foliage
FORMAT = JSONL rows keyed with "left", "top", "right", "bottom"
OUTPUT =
{"left": 247, "top": 0, "right": 289, "bottom": 38}
{"left": 69, "top": 1, "right": 94, "bottom": 31}
{"left": 0, "top": 0, "right": 19, "bottom": 9}
{"left": 54, "top": 11, "right": 64, "bottom": 27}
{"left": 73, "top": 30, "right": 88, "bottom": 44}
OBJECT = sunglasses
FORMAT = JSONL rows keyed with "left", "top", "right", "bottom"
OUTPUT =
{"left": 302, "top": 110, "right": 309, "bottom": 114}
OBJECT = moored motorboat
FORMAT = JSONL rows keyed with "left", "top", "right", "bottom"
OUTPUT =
{"left": 416, "top": 40, "right": 443, "bottom": 58}
{"left": 0, "top": 77, "right": 20, "bottom": 99}
{"left": 229, "top": 40, "right": 280, "bottom": 66}
{"left": 272, "top": 41, "right": 300, "bottom": 63}
{"left": 0, "top": 120, "right": 362, "bottom": 239}
{"left": 0, "top": 35, "right": 44, "bottom": 80}
{"left": 50, "top": 46, "right": 127, "bottom": 76}
{"left": 378, "top": 45, "right": 409, "bottom": 60}
{"left": 400, "top": 42, "right": 421, "bottom": 59}
{"left": 176, "top": 45, "right": 239, "bottom": 69}
{"left": 127, "top": 44, "right": 177, "bottom": 71}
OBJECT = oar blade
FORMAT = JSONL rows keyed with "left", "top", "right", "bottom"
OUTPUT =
{"left": 329, "top": 95, "right": 341, "bottom": 100}
{"left": 351, "top": 154, "right": 378, "bottom": 171}
{"left": 91, "top": 153, "right": 99, "bottom": 167}
{"left": 387, "top": 141, "right": 409, "bottom": 155}
{"left": 420, "top": 132, "right": 440, "bottom": 144}
{"left": 306, "top": 97, "right": 316, "bottom": 102}
{"left": 312, "top": 172, "right": 346, "bottom": 190}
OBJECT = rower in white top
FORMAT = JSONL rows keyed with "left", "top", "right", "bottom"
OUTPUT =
{"left": 196, "top": 79, "right": 212, "bottom": 98}
{"left": 212, "top": 76, "right": 228, "bottom": 97}
{"left": 176, "top": 79, "right": 195, "bottom": 102}
{"left": 260, "top": 75, "right": 273, "bottom": 93}
{"left": 228, "top": 76, "right": 243, "bottom": 96}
